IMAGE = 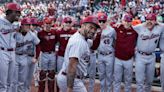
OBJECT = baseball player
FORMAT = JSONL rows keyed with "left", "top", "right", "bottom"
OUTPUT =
{"left": 159, "top": 24, "right": 164, "bottom": 92}
{"left": 56, "top": 17, "right": 76, "bottom": 72}
{"left": 30, "top": 17, "right": 40, "bottom": 34}
{"left": 133, "top": 13, "right": 163, "bottom": 92}
{"left": 113, "top": 14, "right": 138, "bottom": 92}
{"left": 24, "top": 18, "right": 40, "bottom": 92}
{"left": 36, "top": 17, "right": 57, "bottom": 92}
{"left": 13, "top": 17, "right": 40, "bottom": 92}
{"left": 57, "top": 16, "right": 100, "bottom": 92}
{"left": 87, "top": 30, "right": 101, "bottom": 92}
{"left": 97, "top": 13, "right": 115, "bottom": 92}
{"left": 0, "top": 3, "right": 21, "bottom": 92}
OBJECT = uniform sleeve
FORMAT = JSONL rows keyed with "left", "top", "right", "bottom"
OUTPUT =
{"left": 35, "top": 44, "right": 41, "bottom": 59}
{"left": 68, "top": 42, "right": 84, "bottom": 61}
{"left": 32, "top": 32, "right": 40, "bottom": 45}
{"left": 35, "top": 32, "right": 41, "bottom": 59}
{"left": 159, "top": 28, "right": 164, "bottom": 51}
{"left": 132, "top": 24, "right": 142, "bottom": 34}
{"left": 111, "top": 27, "right": 116, "bottom": 40}
{"left": 0, "top": 23, "right": 2, "bottom": 30}
{"left": 55, "top": 30, "right": 60, "bottom": 44}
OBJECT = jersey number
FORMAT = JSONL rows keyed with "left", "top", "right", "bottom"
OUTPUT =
{"left": 104, "top": 39, "right": 110, "bottom": 45}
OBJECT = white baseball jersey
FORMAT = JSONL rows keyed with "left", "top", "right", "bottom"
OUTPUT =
{"left": 15, "top": 31, "right": 40, "bottom": 56}
{"left": 98, "top": 25, "right": 116, "bottom": 53}
{"left": 159, "top": 24, "right": 164, "bottom": 52}
{"left": 62, "top": 31, "right": 90, "bottom": 77}
{"left": 133, "top": 23, "right": 163, "bottom": 53}
{"left": 0, "top": 17, "right": 17, "bottom": 48}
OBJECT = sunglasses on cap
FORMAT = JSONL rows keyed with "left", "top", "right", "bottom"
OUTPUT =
{"left": 65, "top": 21, "right": 72, "bottom": 24}
{"left": 99, "top": 20, "right": 106, "bottom": 23}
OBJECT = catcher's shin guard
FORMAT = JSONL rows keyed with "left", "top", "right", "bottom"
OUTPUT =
{"left": 38, "top": 70, "right": 47, "bottom": 92}
{"left": 48, "top": 70, "right": 55, "bottom": 92}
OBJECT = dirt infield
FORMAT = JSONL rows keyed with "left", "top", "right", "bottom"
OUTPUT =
{"left": 30, "top": 79, "right": 161, "bottom": 92}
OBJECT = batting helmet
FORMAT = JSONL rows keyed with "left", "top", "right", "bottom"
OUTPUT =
{"left": 5, "top": 3, "right": 22, "bottom": 11}
{"left": 81, "top": 16, "right": 100, "bottom": 28}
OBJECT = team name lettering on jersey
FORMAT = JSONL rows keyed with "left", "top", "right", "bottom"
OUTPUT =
{"left": 44, "top": 35, "right": 55, "bottom": 40}
{"left": 60, "top": 34, "right": 72, "bottom": 38}
{"left": 16, "top": 40, "right": 33, "bottom": 47}
{"left": 141, "top": 34, "right": 160, "bottom": 40}
{"left": 0, "top": 28, "right": 15, "bottom": 34}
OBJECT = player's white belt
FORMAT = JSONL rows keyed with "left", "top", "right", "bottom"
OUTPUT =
{"left": 99, "top": 51, "right": 112, "bottom": 55}
{"left": 138, "top": 51, "right": 153, "bottom": 55}
{"left": 0, "top": 47, "right": 15, "bottom": 51}
{"left": 61, "top": 71, "right": 84, "bottom": 79}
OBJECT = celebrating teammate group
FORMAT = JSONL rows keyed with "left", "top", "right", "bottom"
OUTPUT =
{"left": 0, "top": 1, "right": 164, "bottom": 92}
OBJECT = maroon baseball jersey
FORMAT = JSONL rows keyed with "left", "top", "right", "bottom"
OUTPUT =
{"left": 56, "top": 29, "right": 76, "bottom": 56}
{"left": 114, "top": 25, "right": 138, "bottom": 60}
{"left": 36, "top": 29, "right": 57, "bottom": 58}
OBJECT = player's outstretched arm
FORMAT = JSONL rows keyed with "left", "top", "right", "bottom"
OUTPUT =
{"left": 67, "top": 57, "right": 79, "bottom": 92}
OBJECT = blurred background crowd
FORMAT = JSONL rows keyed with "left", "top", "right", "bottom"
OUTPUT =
{"left": 0, "top": 0, "right": 164, "bottom": 29}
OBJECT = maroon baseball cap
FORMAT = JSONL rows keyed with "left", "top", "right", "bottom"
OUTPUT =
{"left": 97, "top": 13, "right": 107, "bottom": 21}
{"left": 81, "top": 16, "right": 100, "bottom": 28}
{"left": 62, "top": 17, "right": 72, "bottom": 23}
{"left": 146, "top": 13, "right": 157, "bottom": 21}
{"left": 123, "top": 14, "right": 133, "bottom": 22}
{"left": 30, "top": 17, "right": 38, "bottom": 25}
{"left": 21, "top": 18, "right": 31, "bottom": 25}
{"left": 5, "top": 2, "right": 22, "bottom": 11}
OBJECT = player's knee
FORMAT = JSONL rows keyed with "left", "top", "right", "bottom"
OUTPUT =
{"left": 48, "top": 70, "right": 55, "bottom": 80}
{"left": 39, "top": 70, "right": 47, "bottom": 80}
